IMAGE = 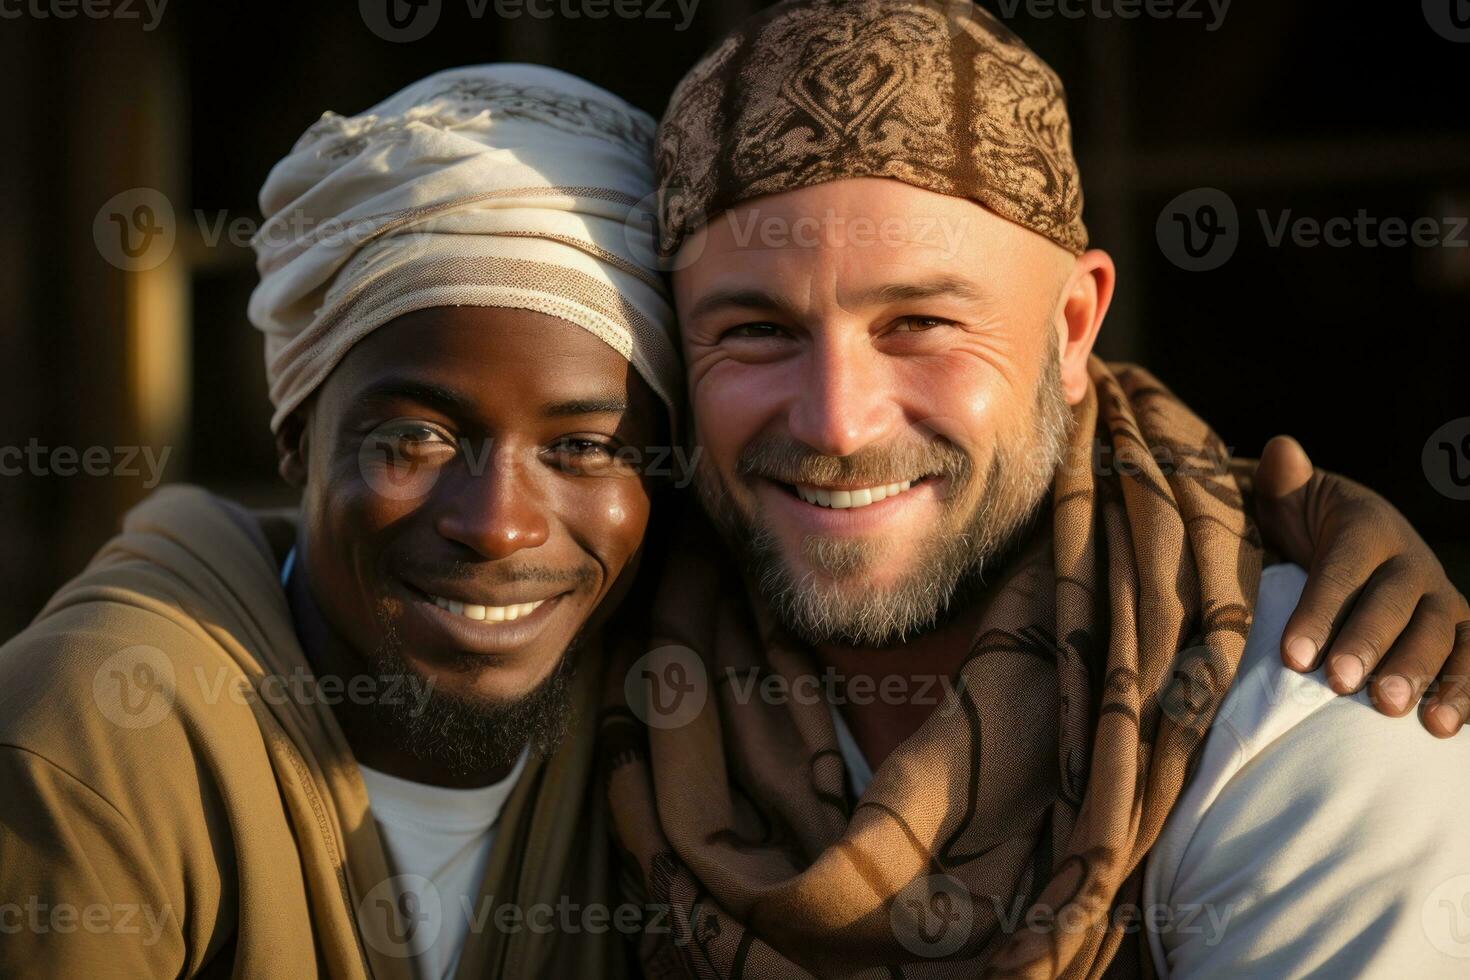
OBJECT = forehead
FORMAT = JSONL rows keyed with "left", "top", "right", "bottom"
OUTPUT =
{"left": 672, "top": 177, "right": 1044, "bottom": 301}
{"left": 321, "top": 306, "right": 647, "bottom": 413}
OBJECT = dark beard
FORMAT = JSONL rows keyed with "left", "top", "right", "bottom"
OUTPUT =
{"left": 361, "top": 616, "right": 576, "bottom": 775}
{"left": 696, "top": 344, "right": 1073, "bottom": 648}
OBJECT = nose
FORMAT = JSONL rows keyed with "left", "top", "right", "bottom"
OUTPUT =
{"left": 786, "top": 336, "right": 899, "bottom": 457}
{"left": 433, "top": 450, "right": 549, "bottom": 560}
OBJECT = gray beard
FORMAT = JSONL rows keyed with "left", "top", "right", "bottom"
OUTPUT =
{"left": 362, "top": 616, "right": 574, "bottom": 775}
{"left": 697, "top": 352, "right": 1073, "bottom": 649}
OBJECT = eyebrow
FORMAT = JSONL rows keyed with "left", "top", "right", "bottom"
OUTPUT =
{"left": 686, "top": 287, "right": 789, "bottom": 321}
{"left": 860, "top": 275, "right": 989, "bottom": 306}
{"left": 686, "top": 275, "right": 988, "bottom": 321}
{"left": 543, "top": 397, "right": 628, "bottom": 418}
{"left": 356, "top": 378, "right": 473, "bottom": 416}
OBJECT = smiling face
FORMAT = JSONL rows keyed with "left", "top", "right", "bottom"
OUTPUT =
{"left": 674, "top": 177, "right": 1112, "bottom": 648}
{"left": 289, "top": 306, "right": 660, "bottom": 716}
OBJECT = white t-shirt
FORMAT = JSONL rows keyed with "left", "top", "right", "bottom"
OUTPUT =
{"left": 358, "top": 752, "right": 528, "bottom": 980}
{"left": 279, "top": 547, "right": 529, "bottom": 980}
{"left": 832, "top": 563, "right": 1470, "bottom": 976}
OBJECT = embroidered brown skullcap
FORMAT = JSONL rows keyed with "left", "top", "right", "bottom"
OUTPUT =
{"left": 656, "top": 0, "right": 1088, "bottom": 257}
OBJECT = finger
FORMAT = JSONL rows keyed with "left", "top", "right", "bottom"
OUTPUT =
{"left": 1281, "top": 553, "right": 1373, "bottom": 674}
{"left": 1252, "top": 437, "right": 1318, "bottom": 569}
{"left": 1361, "top": 595, "right": 1453, "bottom": 716}
{"left": 1421, "top": 621, "right": 1470, "bottom": 738}
{"left": 1254, "top": 435, "right": 1313, "bottom": 500}
{"left": 1321, "top": 560, "right": 1421, "bottom": 694}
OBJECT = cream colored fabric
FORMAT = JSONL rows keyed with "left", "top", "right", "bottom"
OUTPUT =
{"left": 0, "top": 486, "right": 624, "bottom": 979}
{"left": 1144, "top": 563, "right": 1470, "bottom": 978}
{"left": 249, "top": 63, "right": 681, "bottom": 432}
{"left": 357, "top": 752, "right": 527, "bottom": 980}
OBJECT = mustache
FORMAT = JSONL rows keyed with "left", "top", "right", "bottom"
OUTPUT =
{"left": 392, "top": 559, "right": 598, "bottom": 591}
{"left": 736, "top": 431, "right": 973, "bottom": 487}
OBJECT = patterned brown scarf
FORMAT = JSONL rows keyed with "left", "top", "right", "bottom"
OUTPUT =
{"left": 656, "top": 0, "right": 1088, "bottom": 259}
{"left": 602, "top": 360, "right": 1262, "bottom": 978}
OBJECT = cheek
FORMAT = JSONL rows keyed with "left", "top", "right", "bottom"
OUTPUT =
{"left": 692, "top": 365, "right": 786, "bottom": 475}
{"left": 312, "top": 451, "right": 412, "bottom": 543}
{"left": 303, "top": 445, "right": 415, "bottom": 601}
{"left": 898, "top": 359, "right": 1009, "bottom": 450}
{"left": 570, "top": 480, "right": 652, "bottom": 579}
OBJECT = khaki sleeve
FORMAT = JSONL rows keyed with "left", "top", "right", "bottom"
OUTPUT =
{"left": 0, "top": 745, "right": 187, "bottom": 979}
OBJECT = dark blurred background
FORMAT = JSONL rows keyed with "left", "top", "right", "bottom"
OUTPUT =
{"left": 1, "top": 0, "right": 1466, "bottom": 639}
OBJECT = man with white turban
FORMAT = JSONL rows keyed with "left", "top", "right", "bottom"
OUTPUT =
{"left": 0, "top": 64, "right": 681, "bottom": 980}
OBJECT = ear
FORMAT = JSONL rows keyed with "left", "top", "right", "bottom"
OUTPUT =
{"left": 1054, "top": 248, "right": 1117, "bottom": 405}
{"left": 275, "top": 410, "right": 310, "bottom": 488}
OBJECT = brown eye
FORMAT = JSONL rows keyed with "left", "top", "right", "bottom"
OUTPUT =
{"left": 545, "top": 436, "right": 625, "bottom": 475}
{"left": 891, "top": 316, "right": 950, "bottom": 333}
{"left": 723, "top": 323, "right": 784, "bottom": 340}
{"left": 361, "top": 420, "right": 455, "bottom": 469}
{"left": 369, "top": 420, "right": 450, "bottom": 449}
{"left": 554, "top": 437, "right": 613, "bottom": 459}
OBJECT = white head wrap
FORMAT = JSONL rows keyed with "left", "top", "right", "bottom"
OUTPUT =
{"left": 248, "top": 64, "right": 680, "bottom": 433}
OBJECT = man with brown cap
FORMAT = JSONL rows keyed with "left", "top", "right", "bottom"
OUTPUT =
{"left": 604, "top": 2, "right": 1470, "bottom": 976}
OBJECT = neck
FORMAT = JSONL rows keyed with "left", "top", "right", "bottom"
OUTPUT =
{"left": 811, "top": 594, "right": 991, "bottom": 773}
{"left": 283, "top": 555, "right": 521, "bottom": 790}
{"left": 806, "top": 513, "right": 1047, "bottom": 773}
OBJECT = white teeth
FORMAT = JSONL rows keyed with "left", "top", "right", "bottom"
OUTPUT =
{"left": 795, "top": 479, "right": 920, "bottom": 509}
{"left": 432, "top": 595, "right": 547, "bottom": 622}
